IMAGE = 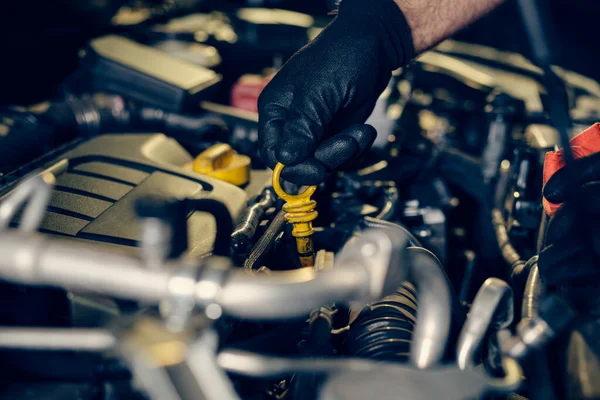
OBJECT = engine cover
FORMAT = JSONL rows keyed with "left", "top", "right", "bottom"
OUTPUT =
{"left": 0, "top": 133, "right": 248, "bottom": 257}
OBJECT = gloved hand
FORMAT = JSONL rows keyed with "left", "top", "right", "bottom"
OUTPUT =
{"left": 258, "top": 0, "right": 415, "bottom": 185}
{"left": 539, "top": 152, "right": 600, "bottom": 286}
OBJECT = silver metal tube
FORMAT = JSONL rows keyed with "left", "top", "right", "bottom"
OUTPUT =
{"left": 406, "top": 247, "right": 452, "bottom": 369}
{"left": 219, "top": 348, "right": 523, "bottom": 394}
{"left": 486, "top": 355, "right": 524, "bottom": 393}
{"left": 0, "top": 232, "right": 370, "bottom": 319}
{"left": 187, "top": 332, "right": 241, "bottom": 400}
{"left": 216, "top": 263, "right": 370, "bottom": 319}
{"left": 0, "top": 174, "right": 54, "bottom": 232}
{"left": 456, "top": 278, "right": 513, "bottom": 370}
{"left": 140, "top": 217, "right": 172, "bottom": 270}
{"left": 522, "top": 262, "right": 542, "bottom": 320}
{"left": 0, "top": 328, "right": 115, "bottom": 351}
{"left": 218, "top": 349, "right": 380, "bottom": 378}
{"left": 0, "top": 232, "right": 171, "bottom": 303}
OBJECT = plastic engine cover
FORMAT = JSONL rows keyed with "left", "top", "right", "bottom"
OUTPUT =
{"left": 0, "top": 134, "right": 247, "bottom": 257}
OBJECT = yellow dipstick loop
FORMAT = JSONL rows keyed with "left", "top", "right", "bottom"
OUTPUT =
{"left": 272, "top": 163, "right": 318, "bottom": 267}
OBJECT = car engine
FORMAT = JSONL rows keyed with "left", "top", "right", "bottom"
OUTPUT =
{"left": 0, "top": 1, "right": 599, "bottom": 399}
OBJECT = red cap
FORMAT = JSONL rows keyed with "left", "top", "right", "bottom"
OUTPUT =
{"left": 543, "top": 123, "right": 600, "bottom": 216}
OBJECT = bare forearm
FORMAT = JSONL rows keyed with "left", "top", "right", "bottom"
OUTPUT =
{"left": 395, "top": 0, "right": 504, "bottom": 52}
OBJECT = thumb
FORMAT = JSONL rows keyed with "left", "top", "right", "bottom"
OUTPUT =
{"left": 314, "top": 124, "right": 377, "bottom": 170}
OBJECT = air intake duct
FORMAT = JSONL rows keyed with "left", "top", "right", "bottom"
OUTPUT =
{"left": 346, "top": 282, "right": 417, "bottom": 361}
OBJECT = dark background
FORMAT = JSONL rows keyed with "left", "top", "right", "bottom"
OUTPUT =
{"left": 0, "top": 0, "right": 598, "bottom": 105}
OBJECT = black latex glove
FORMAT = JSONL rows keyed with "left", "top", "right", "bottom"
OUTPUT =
{"left": 258, "top": 0, "right": 414, "bottom": 185}
{"left": 539, "top": 152, "right": 600, "bottom": 286}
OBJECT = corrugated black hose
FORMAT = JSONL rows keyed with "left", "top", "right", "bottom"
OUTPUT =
{"left": 185, "top": 198, "right": 233, "bottom": 257}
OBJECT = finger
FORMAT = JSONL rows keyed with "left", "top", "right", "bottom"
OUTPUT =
{"left": 276, "top": 85, "right": 338, "bottom": 165}
{"left": 574, "top": 182, "right": 600, "bottom": 256}
{"left": 276, "top": 103, "right": 331, "bottom": 165}
{"left": 259, "top": 119, "right": 284, "bottom": 169}
{"left": 280, "top": 158, "right": 327, "bottom": 186}
{"left": 545, "top": 182, "right": 600, "bottom": 250}
{"left": 258, "top": 102, "right": 287, "bottom": 169}
{"left": 539, "top": 244, "right": 597, "bottom": 286}
{"left": 578, "top": 181, "right": 600, "bottom": 213}
{"left": 544, "top": 152, "right": 600, "bottom": 203}
{"left": 545, "top": 203, "right": 577, "bottom": 245}
{"left": 276, "top": 114, "right": 321, "bottom": 165}
{"left": 278, "top": 124, "right": 377, "bottom": 186}
{"left": 314, "top": 124, "right": 377, "bottom": 170}
{"left": 547, "top": 182, "right": 600, "bottom": 244}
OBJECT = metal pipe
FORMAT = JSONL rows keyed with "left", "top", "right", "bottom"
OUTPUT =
{"left": 212, "top": 228, "right": 409, "bottom": 320}
{"left": 405, "top": 247, "right": 452, "bottom": 369}
{"left": 218, "top": 349, "right": 383, "bottom": 378}
{"left": 0, "top": 228, "right": 415, "bottom": 324}
{"left": 231, "top": 188, "right": 276, "bottom": 253}
{"left": 0, "top": 174, "right": 54, "bottom": 232}
{"left": 375, "top": 186, "right": 399, "bottom": 221}
{"left": 522, "top": 260, "right": 542, "bottom": 320}
{"left": 456, "top": 278, "right": 513, "bottom": 370}
{"left": 216, "top": 262, "right": 370, "bottom": 319}
{"left": 0, "top": 328, "right": 115, "bottom": 351}
{"left": 486, "top": 356, "right": 525, "bottom": 393}
{"left": 0, "top": 232, "right": 172, "bottom": 303}
{"left": 0, "top": 231, "right": 374, "bottom": 320}
{"left": 218, "top": 349, "right": 523, "bottom": 393}
{"left": 492, "top": 209, "right": 522, "bottom": 266}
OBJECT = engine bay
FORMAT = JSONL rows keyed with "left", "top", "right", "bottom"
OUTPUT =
{"left": 1, "top": 2, "right": 599, "bottom": 399}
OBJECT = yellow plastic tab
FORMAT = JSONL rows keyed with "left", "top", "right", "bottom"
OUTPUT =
{"left": 272, "top": 163, "right": 318, "bottom": 267}
{"left": 193, "top": 143, "right": 250, "bottom": 186}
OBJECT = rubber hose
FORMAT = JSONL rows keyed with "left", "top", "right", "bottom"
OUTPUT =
{"left": 306, "top": 306, "right": 335, "bottom": 353}
{"left": 185, "top": 198, "right": 233, "bottom": 257}
{"left": 291, "top": 306, "right": 335, "bottom": 400}
{"left": 137, "top": 107, "right": 228, "bottom": 138}
{"left": 49, "top": 95, "right": 229, "bottom": 142}
{"left": 346, "top": 283, "right": 417, "bottom": 361}
{"left": 437, "top": 148, "right": 502, "bottom": 264}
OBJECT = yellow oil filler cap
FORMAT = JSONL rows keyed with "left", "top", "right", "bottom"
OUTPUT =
{"left": 193, "top": 143, "right": 251, "bottom": 186}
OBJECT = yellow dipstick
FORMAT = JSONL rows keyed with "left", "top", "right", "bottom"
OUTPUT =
{"left": 272, "top": 163, "right": 318, "bottom": 268}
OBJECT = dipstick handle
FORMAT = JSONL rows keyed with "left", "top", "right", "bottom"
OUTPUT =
{"left": 272, "top": 163, "right": 318, "bottom": 267}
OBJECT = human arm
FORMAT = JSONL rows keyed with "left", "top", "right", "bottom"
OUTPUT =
{"left": 259, "top": 0, "right": 504, "bottom": 184}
